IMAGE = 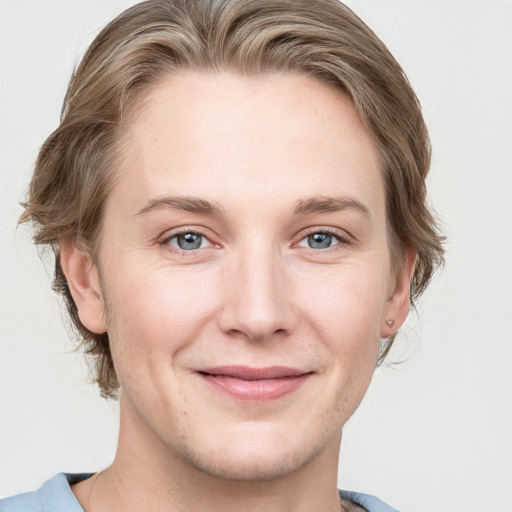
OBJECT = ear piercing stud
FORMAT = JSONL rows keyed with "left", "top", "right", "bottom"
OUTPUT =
{"left": 385, "top": 319, "right": 395, "bottom": 327}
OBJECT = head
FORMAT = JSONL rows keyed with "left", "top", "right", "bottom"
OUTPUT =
{"left": 21, "top": 0, "right": 443, "bottom": 480}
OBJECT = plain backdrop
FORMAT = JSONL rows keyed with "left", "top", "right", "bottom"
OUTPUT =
{"left": 1, "top": 1, "right": 511, "bottom": 511}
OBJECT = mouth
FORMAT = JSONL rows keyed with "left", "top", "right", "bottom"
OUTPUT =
{"left": 196, "top": 366, "right": 313, "bottom": 402}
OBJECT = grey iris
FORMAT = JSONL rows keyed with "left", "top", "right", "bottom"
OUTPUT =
{"left": 177, "top": 233, "right": 202, "bottom": 250}
{"left": 308, "top": 233, "right": 332, "bottom": 249}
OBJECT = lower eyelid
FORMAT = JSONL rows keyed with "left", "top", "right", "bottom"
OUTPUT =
{"left": 296, "top": 230, "right": 350, "bottom": 247}
{"left": 160, "top": 228, "right": 351, "bottom": 252}
{"left": 173, "top": 235, "right": 208, "bottom": 249}
{"left": 161, "top": 229, "right": 213, "bottom": 248}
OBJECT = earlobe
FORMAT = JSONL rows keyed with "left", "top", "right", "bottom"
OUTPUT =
{"left": 60, "top": 241, "right": 107, "bottom": 334}
{"left": 380, "top": 246, "right": 417, "bottom": 338}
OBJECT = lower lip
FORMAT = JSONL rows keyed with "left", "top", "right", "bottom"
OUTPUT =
{"left": 199, "top": 373, "right": 311, "bottom": 401}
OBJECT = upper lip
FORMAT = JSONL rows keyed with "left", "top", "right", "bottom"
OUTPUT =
{"left": 197, "top": 366, "right": 310, "bottom": 380}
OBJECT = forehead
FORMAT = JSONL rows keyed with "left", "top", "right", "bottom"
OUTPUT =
{"left": 113, "top": 71, "right": 383, "bottom": 217}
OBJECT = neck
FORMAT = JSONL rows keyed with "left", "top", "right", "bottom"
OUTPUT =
{"left": 78, "top": 397, "right": 344, "bottom": 512}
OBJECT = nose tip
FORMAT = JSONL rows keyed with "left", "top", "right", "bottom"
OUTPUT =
{"left": 216, "top": 255, "right": 298, "bottom": 343}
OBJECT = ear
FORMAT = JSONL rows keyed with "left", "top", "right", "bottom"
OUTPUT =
{"left": 60, "top": 240, "right": 107, "bottom": 334}
{"left": 380, "top": 245, "right": 417, "bottom": 338}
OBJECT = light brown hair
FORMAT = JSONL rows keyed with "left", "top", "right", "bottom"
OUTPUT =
{"left": 20, "top": 0, "right": 444, "bottom": 398}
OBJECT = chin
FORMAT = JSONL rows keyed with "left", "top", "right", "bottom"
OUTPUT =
{"left": 180, "top": 443, "right": 316, "bottom": 482}
{"left": 170, "top": 423, "right": 340, "bottom": 482}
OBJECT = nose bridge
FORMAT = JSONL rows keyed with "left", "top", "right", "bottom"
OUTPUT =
{"left": 218, "top": 240, "right": 296, "bottom": 341}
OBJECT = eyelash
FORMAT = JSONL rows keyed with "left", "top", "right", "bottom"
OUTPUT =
{"left": 160, "top": 226, "right": 351, "bottom": 255}
{"left": 160, "top": 227, "right": 216, "bottom": 254}
{"left": 294, "top": 227, "right": 352, "bottom": 251}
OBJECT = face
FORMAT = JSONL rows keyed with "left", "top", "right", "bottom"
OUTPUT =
{"left": 67, "top": 71, "right": 412, "bottom": 481}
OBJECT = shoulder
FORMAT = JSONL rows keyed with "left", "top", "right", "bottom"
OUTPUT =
{"left": 0, "top": 490, "right": 41, "bottom": 512}
{"left": 339, "top": 489, "right": 402, "bottom": 512}
{"left": 0, "top": 473, "right": 92, "bottom": 512}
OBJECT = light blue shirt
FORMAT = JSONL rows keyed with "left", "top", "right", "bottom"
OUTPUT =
{"left": 0, "top": 473, "right": 400, "bottom": 512}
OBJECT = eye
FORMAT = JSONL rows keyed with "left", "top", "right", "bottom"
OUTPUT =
{"left": 166, "top": 231, "right": 212, "bottom": 251}
{"left": 296, "top": 230, "right": 346, "bottom": 250}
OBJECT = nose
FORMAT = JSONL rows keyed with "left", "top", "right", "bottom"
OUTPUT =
{"left": 216, "top": 246, "right": 299, "bottom": 343}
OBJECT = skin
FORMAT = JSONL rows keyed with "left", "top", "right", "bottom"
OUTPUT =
{"left": 63, "top": 71, "right": 414, "bottom": 512}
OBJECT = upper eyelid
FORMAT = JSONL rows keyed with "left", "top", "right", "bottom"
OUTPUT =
{"left": 296, "top": 226, "right": 352, "bottom": 242}
{"left": 159, "top": 227, "right": 217, "bottom": 249}
{"left": 158, "top": 225, "right": 352, "bottom": 247}
{"left": 161, "top": 226, "right": 214, "bottom": 240}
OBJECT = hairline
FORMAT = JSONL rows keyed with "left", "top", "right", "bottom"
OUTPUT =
{"left": 92, "top": 67, "right": 403, "bottom": 270}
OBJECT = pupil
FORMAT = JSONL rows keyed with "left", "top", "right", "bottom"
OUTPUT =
{"left": 308, "top": 233, "right": 331, "bottom": 249}
{"left": 178, "top": 233, "right": 202, "bottom": 250}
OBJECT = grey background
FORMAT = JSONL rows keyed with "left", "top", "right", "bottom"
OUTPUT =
{"left": 1, "top": 1, "right": 511, "bottom": 511}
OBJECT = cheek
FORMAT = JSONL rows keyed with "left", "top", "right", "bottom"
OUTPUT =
{"left": 298, "top": 263, "right": 388, "bottom": 341}
{"left": 104, "top": 263, "right": 219, "bottom": 375}
{"left": 294, "top": 264, "right": 388, "bottom": 400}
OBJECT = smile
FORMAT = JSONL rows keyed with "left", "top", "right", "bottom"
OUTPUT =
{"left": 196, "top": 366, "right": 313, "bottom": 402}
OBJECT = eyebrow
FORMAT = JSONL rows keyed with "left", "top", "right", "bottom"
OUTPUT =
{"left": 135, "top": 194, "right": 370, "bottom": 219}
{"left": 135, "top": 196, "right": 224, "bottom": 216}
{"left": 293, "top": 196, "right": 371, "bottom": 218}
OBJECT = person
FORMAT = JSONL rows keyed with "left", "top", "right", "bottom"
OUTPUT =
{"left": 0, "top": 0, "right": 444, "bottom": 511}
